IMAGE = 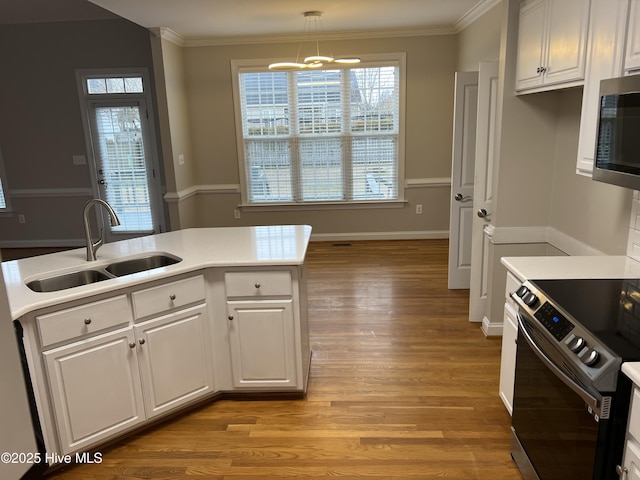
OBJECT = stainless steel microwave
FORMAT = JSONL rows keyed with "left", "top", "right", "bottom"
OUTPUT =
{"left": 593, "top": 75, "right": 640, "bottom": 190}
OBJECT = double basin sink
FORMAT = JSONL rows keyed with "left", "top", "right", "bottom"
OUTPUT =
{"left": 26, "top": 253, "right": 182, "bottom": 293}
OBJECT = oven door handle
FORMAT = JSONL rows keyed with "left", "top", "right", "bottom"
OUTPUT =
{"left": 516, "top": 312, "right": 602, "bottom": 414}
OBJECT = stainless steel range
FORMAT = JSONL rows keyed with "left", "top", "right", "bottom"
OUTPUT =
{"left": 510, "top": 278, "right": 640, "bottom": 480}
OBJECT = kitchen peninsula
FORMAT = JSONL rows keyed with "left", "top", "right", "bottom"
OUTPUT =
{"left": 2, "top": 225, "right": 312, "bottom": 462}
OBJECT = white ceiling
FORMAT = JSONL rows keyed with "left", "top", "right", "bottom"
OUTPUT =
{"left": 0, "top": 0, "right": 497, "bottom": 42}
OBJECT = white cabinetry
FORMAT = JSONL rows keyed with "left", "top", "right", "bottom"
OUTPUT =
{"left": 576, "top": 0, "right": 628, "bottom": 175}
{"left": 38, "top": 274, "right": 214, "bottom": 455}
{"left": 43, "top": 327, "right": 145, "bottom": 455}
{"left": 132, "top": 275, "right": 214, "bottom": 419}
{"left": 223, "top": 269, "right": 309, "bottom": 390}
{"left": 620, "top": 387, "right": 640, "bottom": 479}
{"left": 499, "top": 271, "right": 522, "bottom": 415}
{"left": 515, "top": 0, "right": 590, "bottom": 92}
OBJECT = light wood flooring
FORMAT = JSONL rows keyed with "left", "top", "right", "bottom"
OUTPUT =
{"left": 43, "top": 239, "right": 522, "bottom": 479}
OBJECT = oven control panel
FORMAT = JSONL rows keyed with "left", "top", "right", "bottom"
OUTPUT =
{"left": 511, "top": 281, "right": 621, "bottom": 392}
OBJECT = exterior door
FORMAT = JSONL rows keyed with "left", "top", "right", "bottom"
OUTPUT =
{"left": 448, "top": 71, "right": 478, "bottom": 289}
{"left": 78, "top": 70, "right": 165, "bottom": 242}
{"left": 468, "top": 62, "right": 499, "bottom": 323}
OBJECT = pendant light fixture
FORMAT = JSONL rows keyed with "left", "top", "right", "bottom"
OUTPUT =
{"left": 268, "top": 11, "right": 361, "bottom": 71}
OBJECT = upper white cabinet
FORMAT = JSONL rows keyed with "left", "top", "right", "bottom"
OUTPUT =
{"left": 516, "top": 0, "right": 591, "bottom": 92}
{"left": 626, "top": 0, "right": 640, "bottom": 72}
{"left": 576, "top": 0, "right": 628, "bottom": 175}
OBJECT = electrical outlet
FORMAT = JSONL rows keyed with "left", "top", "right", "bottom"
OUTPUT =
{"left": 234, "top": 209, "right": 241, "bottom": 219}
{"left": 178, "top": 154, "right": 185, "bottom": 166}
{"left": 416, "top": 204, "right": 423, "bottom": 215}
{"left": 18, "top": 214, "right": 26, "bottom": 224}
{"left": 72, "top": 155, "right": 86, "bottom": 165}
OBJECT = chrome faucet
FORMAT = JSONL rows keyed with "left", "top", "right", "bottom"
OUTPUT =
{"left": 83, "top": 199, "right": 121, "bottom": 261}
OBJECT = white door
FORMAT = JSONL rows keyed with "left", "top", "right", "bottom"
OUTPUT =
{"left": 469, "top": 62, "right": 499, "bottom": 323}
{"left": 448, "top": 71, "right": 478, "bottom": 289}
{"left": 78, "top": 70, "right": 165, "bottom": 242}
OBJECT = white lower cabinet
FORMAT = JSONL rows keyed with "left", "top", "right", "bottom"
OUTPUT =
{"left": 134, "top": 303, "right": 214, "bottom": 418}
{"left": 26, "top": 266, "right": 309, "bottom": 460}
{"left": 620, "top": 387, "right": 640, "bottom": 479}
{"left": 499, "top": 271, "right": 522, "bottom": 415}
{"left": 38, "top": 274, "right": 214, "bottom": 456}
{"left": 43, "top": 328, "right": 145, "bottom": 455}
{"left": 227, "top": 300, "right": 297, "bottom": 388}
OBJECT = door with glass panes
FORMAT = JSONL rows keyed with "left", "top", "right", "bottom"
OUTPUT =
{"left": 79, "top": 71, "right": 164, "bottom": 242}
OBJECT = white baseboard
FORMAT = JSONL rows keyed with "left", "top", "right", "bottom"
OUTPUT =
{"left": 481, "top": 317, "right": 503, "bottom": 337}
{"left": 310, "top": 230, "right": 449, "bottom": 242}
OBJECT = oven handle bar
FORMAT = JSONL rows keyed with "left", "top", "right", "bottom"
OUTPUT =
{"left": 516, "top": 312, "right": 602, "bottom": 415}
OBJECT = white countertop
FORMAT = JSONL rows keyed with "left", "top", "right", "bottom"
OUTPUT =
{"left": 500, "top": 255, "right": 640, "bottom": 281}
{"left": 623, "top": 363, "right": 640, "bottom": 387}
{"left": 2, "top": 225, "right": 312, "bottom": 320}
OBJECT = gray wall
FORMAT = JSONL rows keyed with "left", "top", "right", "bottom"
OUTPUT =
{"left": 0, "top": 19, "right": 158, "bottom": 246}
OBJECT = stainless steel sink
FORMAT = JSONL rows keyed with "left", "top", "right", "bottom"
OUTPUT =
{"left": 26, "top": 269, "right": 112, "bottom": 293}
{"left": 25, "top": 253, "right": 183, "bottom": 292}
{"left": 105, "top": 254, "right": 182, "bottom": 277}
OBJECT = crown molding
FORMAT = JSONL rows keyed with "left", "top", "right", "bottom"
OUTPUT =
{"left": 455, "top": 0, "right": 502, "bottom": 32}
{"left": 151, "top": 0, "right": 500, "bottom": 48}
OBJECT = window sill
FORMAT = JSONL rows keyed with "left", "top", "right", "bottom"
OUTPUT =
{"left": 239, "top": 200, "right": 407, "bottom": 212}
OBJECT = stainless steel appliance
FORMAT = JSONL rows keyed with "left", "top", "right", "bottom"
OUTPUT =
{"left": 510, "top": 278, "right": 640, "bottom": 480}
{"left": 593, "top": 75, "right": 640, "bottom": 190}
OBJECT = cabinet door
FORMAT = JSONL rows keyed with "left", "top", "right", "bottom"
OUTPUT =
{"left": 543, "top": 0, "right": 590, "bottom": 86}
{"left": 622, "top": 439, "right": 640, "bottom": 480}
{"left": 516, "top": 0, "right": 548, "bottom": 90}
{"left": 627, "top": 0, "right": 640, "bottom": 72}
{"left": 134, "top": 304, "right": 214, "bottom": 418}
{"left": 227, "top": 300, "right": 297, "bottom": 389}
{"left": 43, "top": 328, "right": 145, "bottom": 455}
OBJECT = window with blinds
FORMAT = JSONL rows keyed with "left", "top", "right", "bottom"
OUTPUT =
{"left": 0, "top": 146, "right": 9, "bottom": 210}
{"left": 235, "top": 58, "right": 402, "bottom": 205}
{"left": 0, "top": 179, "right": 6, "bottom": 209}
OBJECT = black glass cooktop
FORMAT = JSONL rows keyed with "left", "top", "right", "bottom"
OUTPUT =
{"left": 530, "top": 278, "right": 640, "bottom": 360}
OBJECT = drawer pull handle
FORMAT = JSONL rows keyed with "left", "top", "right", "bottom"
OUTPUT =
{"left": 129, "top": 342, "right": 136, "bottom": 349}
{"left": 255, "top": 282, "right": 261, "bottom": 289}
{"left": 169, "top": 294, "right": 176, "bottom": 301}
{"left": 139, "top": 338, "right": 146, "bottom": 345}
{"left": 84, "top": 318, "right": 92, "bottom": 325}
{"left": 228, "top": 315, "right": 234, "bottom": 321}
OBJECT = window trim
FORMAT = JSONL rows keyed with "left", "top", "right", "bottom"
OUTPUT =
{"left": 231, "top": 53, "right": 407, "bottom": 208}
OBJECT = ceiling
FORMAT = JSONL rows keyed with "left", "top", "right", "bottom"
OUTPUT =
{"left": 0, "top": 0, "right": 497, "bottom": 42}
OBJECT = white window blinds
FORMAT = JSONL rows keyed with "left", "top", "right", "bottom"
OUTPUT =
{"left": 237, "top": 61, "right": 401, "bottom": 205}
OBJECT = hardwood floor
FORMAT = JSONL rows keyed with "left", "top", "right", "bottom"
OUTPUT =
{"left": 45, "top": 239, "right": 522, "bottom": 479}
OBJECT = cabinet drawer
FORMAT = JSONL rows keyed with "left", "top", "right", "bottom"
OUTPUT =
{"left": 132, "top": 275, "right": 205, "bottom": 319}
{"left": 630, "top": 387, "right": 640, "bottom": 442}
{"left": 225, "top": 271, "right": 292, "bottom": 298}
{"left": 37, "top": 295, "right": 131, "bottom": 348}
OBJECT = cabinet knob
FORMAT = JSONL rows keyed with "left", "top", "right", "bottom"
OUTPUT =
{"left": 169, "top": 294, "right": 176, "bottom": 301}
{"left": 228, "top": 315, "right": 234, "bottom": 321}
{"left": 129, "top": 342, "right": 136, "bottom": 349}
{"left": 255, "top": 282, "right": 261, "bottom": 289}
{"left": 84, "top": 318, "right": 92, "bottom": 325}
{"left": 139, "top": 338, "right": 146, "bottom": 345}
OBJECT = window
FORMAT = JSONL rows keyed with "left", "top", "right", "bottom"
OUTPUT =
{"left": 233, "top": 55, "right": 405, "bottom": 206}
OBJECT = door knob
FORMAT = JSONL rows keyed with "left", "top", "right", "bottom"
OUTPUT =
{"left": 477, "top": 208, "right": 489, "bottom": 218}
{"left": 455, "top": 193, "right": 471, "bottom": 202}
